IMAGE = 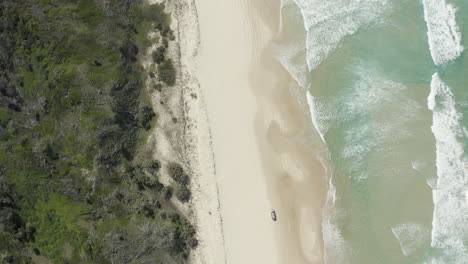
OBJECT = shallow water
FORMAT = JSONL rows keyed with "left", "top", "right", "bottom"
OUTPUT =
{"left": 277, "top": 0, "right": 468, "bottom": 263}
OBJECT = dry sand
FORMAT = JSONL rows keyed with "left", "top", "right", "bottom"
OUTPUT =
{"left": 195, "top": 0, "right": 328, "bottom": 263}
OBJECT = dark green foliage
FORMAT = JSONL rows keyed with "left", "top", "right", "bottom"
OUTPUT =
{"left": 176, "top": 186, "right": 191, "bottom": 203}
{"left": 132, "top": 167, "right": 163, "bottom": 191}
{"left": 150, "top": 160, "right": 161, "bottom": 172}
{"left": 0, "top": 126, "right": 7, "bottom": 140}
{"left": 168, "top": 213, "right": 198, "bottom": 258}
{"left": 163, "top": 38, "right": 169, "bottom": 48}
{"left": 169, "top": 30, "right": 176, "bottom": 41}
{"left": 144, "top": 4, "right": 171, "bottom": 37}
{"left": 163, "top": 186, "right": 173, "bottom": 200}
{"left": 168, "top": 163, "right": 189, "bottom": 186}
{"left": 158, "top": 59, "right": 176, "bottom": 86}
{"left": 145, "top": 159, "right": 161, "bottom": 176}
{"left": 0, "top": 208, "right": 23, "bottom": 233}
{"left": 0, "top": 0, "right": 195, "bottom": 262}
{"left": 153, "top": 181, "right": 164, "bottom": 192}
{"left": 168, "top": 162, "right": 191, "bottom": 203}
{"left": 141, "top": 205, "right": 155, "bottom": 219}
{"left": 44, "top": 144, "right": 59, "bottom": 160}
{"left": 152, "top": 46, "right": 166, "bottom": 64}
{"left": 138, "top": 105, "right": 156, "bottom": 130}
{"left": 154, "top": 83, "right": 163, "bottom": 92}
{"left": 0, "top": 181, "right": 35, "bottom": 257}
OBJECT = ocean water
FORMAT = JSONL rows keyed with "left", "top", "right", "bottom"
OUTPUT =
{"left": 277, "top": 0, "right": 468, "bottom": 263}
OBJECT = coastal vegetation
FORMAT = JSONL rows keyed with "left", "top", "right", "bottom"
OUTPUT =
{"left": 158, "top": 59, "right": 176, "bottom": 86}
{"left": 167, "top": 163, "right": 191, "bottom": 203}
{"left": 0, "top": 0, "right": 195, "bottom": 263}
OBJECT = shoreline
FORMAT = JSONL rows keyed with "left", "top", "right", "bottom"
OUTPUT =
{"left": 250, "top": 1, "right": 328, "bottom": 263}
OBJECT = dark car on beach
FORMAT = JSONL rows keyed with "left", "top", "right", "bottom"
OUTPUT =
{"left": 271, "top": 209, "right": 277, "bottom": 221}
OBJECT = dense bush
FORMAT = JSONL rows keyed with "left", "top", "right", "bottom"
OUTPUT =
{"left": 176, "top": 186, "right": 191, "bottom": 203}
{"left": 163, "top": 186, "right": 173, "bottom": 200}
{"left": 145, "top": 4, "right": 171, "bottom": 37}
{"left": 171, "top": 215, "right": 198, "bottom": 258}
{"left": 158, "top": 59, "right": 176, "bottom": 86}
{"left": 168, "top": 163, "right": 189, "bottom": 185}
{"left": 138, "top": 105, "right": 156, "bottom": 130}
{"left": 141, "top": 205, "right": 155, "bottom": 219}
{"left": 152, "top": 46, "right": 166, "bottom": 64}
{"left": 147, "top": 160, "right": 161, "bottom": 174}
{"left": 0, "top": 0, "right": 195, "bottom": 262}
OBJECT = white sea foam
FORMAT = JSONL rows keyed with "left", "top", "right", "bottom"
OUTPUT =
{"left": 341, "top": 66, "right": 420, "bottom": 180}
{"left": 306, "top": 91, "right": 327, "bottom": 143}
{"left": 322, "top": 218, "right": 350, "bottom": 264}
{"left": 422, "top": 0, "right": 464, "bottom": 65}
{"left": 428, "top": 73, "right": 468, "bottom": 262}
{"left": 306, "top": 64, "right": 422, "bottom": 182}
{"left": 322, "top": 180, "right": 350, "bottom": 264}
{"left": 391, "top": 223, "right": 430, "bottom": 256}
{"left": 276, "top": 0, "right": 310, "bottom": 87}
{"left": 292, "top": 0, "right": 390, "bottom": 70}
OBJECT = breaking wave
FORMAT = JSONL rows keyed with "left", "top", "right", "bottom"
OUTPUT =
{"left": 292, "top": 0, "right": 391, "bottom": 70}
{"left": 422, "top": 0, "right": 464, "bottom": 65}
{"left": 427, "top": 73, "right": 468, "bottom": 263}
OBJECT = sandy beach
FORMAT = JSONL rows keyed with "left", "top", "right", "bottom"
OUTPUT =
{"left": 146, "top": 0, "right": 468, "bottom": 263}
{"left": 195, "top": 0, "right": 327, "bottom": 263}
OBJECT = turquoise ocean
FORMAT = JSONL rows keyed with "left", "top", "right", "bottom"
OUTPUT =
{"left": 276, "top": 0, "right": 468, "bottom": 263}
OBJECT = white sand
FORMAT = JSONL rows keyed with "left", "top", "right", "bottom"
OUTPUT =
{"left": 195, "top": 0, "right": 327, "bottom": 263}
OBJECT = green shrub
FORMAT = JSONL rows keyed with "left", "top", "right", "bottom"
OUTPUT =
{"left": 171, "top": 215, "right": 198, "bottom": 258}
{"left": 141, "top": 205, "right": 154, "bottom": 218}
{"left": 138, "top": 105, "right": 156, "bottom": 130}
{"left": 176, "top": 186, "right": 191, "bottom": 203}
{"left": 147, "top": 160, "right": 161, "bottom": 173}
{"left": 162, "top": 38, "right": 169, "bottom": 48}
{"left": 158, "top": 59, "right": 176, "bottom": 86}
{"left": 163, "top": 186, "right": 173, "bottom": 200}
{"left": 144, "top": 4, "right": 170, "bottom": 35}
{"left": 154, "top": 83, "right": 163, "bottom": 91}
{"left": 152, "top": 46, "right": 166, "bottom": 64}
{"left": 167, "top": 163, "right": 189, "bottom": 185}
